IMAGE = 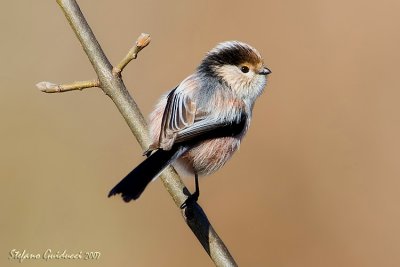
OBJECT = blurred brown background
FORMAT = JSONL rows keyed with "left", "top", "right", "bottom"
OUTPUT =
{"left": 1, "top": 0, "right": 400, "bottom": 266}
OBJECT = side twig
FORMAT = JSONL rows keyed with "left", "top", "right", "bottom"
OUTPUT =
{"left": 40, "top": 1, "right": 238, "bottom": 266}
{"left": 112, "top": 33, "right": 151, "bottom": 76}
{"left": 36, "top": 79, "right": 99, "bottom": 93}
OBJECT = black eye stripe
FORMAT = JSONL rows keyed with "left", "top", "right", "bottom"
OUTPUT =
{"left": 240, "top": 66, "right": 249, "bottom": 73}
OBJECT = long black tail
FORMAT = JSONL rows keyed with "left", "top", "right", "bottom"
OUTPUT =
{"left": 108, "top": 146, "right": 188, "bottom": 202}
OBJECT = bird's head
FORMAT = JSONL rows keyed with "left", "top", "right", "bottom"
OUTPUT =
{"left": 198, "top": 41, "right": 271, "bottom": 101}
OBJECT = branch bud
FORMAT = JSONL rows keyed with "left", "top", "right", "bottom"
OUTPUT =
{"left": 36, "top": 81, "right": 59, "bottom": 93}
{"left": 136, "top": 33, "right": 151, "bottom": 49}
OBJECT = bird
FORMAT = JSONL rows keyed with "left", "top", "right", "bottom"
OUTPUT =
{"left": 108, "top": 41, "right": 271, "bottom": 208}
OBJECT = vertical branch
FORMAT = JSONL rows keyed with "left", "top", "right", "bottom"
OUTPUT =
{"left": 50, "top": 0, "right": 238, "bottom": 266}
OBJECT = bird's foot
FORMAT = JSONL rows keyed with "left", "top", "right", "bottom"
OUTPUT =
{"left": 180, "top": 191, "right": 199, "bottom": 209}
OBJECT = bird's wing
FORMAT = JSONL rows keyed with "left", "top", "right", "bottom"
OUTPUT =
{"left": 157, "top": 80, "right": 247, "bottom": 151}
{"left": 158, "top": 78, "right": 198, "bottom": 150}
{"left": 174, "top": 114, "right": 247, "bottom": 144}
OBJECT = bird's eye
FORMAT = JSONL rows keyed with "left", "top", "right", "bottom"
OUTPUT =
{"left": 240, "top": 66, "right": 249, "bottom": 73}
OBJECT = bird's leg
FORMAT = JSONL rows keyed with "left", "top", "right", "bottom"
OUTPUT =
{"left": 180, "top": 173, "right": 200, "bottom": 209}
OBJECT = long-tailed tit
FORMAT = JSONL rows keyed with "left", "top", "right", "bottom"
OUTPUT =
{"left": 109, "top": 41, "right": 271, "bottom": 207}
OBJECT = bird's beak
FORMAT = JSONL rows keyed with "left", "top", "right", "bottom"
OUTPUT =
{"left": 259, "top": 67, "right": 271, "bottom": 75}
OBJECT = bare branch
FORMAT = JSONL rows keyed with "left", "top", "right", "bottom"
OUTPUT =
{"left": 113, "top": 33, "right": 151, "bottom": 76}
{"left": 47, "top": 1, "right": 238, "bottom": 266}
{"left": 36, "top": 79, "right": 99, "bottom": 93}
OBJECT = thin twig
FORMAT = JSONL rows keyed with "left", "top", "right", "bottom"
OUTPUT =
{"left": 47, "top": 1, "right": 237, "bottom": 266}
{"left": 112, "top": 33, "right": 151, "bottom": 76}
{"left": 36, "top": 79, "right": 99, "bottom": 93}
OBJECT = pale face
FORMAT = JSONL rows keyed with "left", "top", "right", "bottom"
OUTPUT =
{"left": 214, "top": 62, "right": 268, "bottom": 102}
